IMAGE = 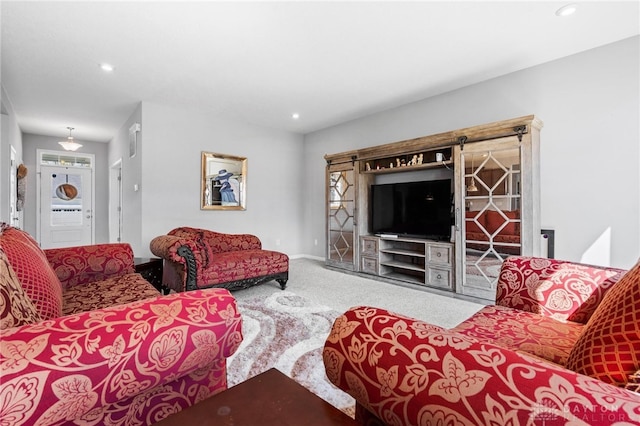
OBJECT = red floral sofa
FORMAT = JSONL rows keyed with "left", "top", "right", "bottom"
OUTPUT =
{"left": 0, "top": 224, "right": 243, "bottom": 425}
{"left": 150, "top": 227, "right": 289, "bottom": 293}
{"left": 324, "top": 256, "right": 640, "bottom": 425}
{"left": 466, "top": 209, "right": 520, "bottom": 254}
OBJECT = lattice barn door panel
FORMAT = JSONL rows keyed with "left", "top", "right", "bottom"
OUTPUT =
{"left": 327, "top": 166, "right": 356, "bottom": 270}
{"left": 456, "top": 138, "right": 522, "bottom": 300}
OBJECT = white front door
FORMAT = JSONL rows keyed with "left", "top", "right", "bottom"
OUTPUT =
{"left": 40, "top": 165, "right": 93, "bottom": 248}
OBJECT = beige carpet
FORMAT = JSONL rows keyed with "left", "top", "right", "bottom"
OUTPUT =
{"left": 226, "top": 290, "right": 355, "bottom": 416}
{"left": 225, "top": 258, "right": 486, "bottom": 416}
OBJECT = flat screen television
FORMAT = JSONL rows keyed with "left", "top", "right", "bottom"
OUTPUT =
{"left": 371, "top": 179, "right": 452, "bottom": 240}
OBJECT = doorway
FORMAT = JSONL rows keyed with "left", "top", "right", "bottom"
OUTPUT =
{"left": 109, "top": 159, "right": 123, "bottom": 243}
{"left": 9, "top": 146, "right": 21, "bottom": 228}
{"left": 37, "top": 150, "right": 95, "bottom": 249}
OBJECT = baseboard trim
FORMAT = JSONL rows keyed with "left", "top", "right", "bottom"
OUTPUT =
{"left": 289, "top": 254, "right": 324, "bottom": 261}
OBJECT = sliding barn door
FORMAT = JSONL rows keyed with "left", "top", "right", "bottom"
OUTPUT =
{"left": 454, "top": 137, "right": 523, "bottom": 300}
{"left": 326, "top": 163, "right": 357, "bottom": 271}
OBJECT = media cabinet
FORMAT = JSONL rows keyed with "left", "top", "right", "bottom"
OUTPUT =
{"left": 325, "top": 115, "right": 543, "bottom": 302}
{"left": 361, "top": 236, "right": 454, "bottom": 290}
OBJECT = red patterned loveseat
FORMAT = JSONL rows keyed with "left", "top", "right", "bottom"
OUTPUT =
{"left": 150, "top": 227, "right": 289, "bottom": 293}
{"left": 324, "top": 256, "right": 640, "bottom": 425}
{"left": 0, "top": 224, "right": 243, "bottom": 425}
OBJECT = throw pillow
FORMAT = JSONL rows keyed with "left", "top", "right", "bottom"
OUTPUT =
{"left": 0, "top": 224, "right": 63, "bottom": 320}
{"left": 626, "top": 370, "right": 640, "bottom": 393}
{"left": 0, "top": 250, "right": 41, "bottom": 329}
{"left": 565, "top": 259, "right": 640, "bottom": 387}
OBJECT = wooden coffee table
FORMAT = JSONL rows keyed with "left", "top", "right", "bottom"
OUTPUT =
{"left": 154, "top": 368, "right": 358, "bottom": 425}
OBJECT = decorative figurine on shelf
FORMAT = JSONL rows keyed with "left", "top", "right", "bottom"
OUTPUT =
{"left": 390, "top": 162, "right": 394, "bottom": 168}
{"left": 401, "top": 159, "right": 406, "bottom": 167}
{"left": 410, "top": 155, "right": 418, "bottom": 166}
{"left": 396, "top": 158, "right": 401, "bottom": 168}
{"left": 366, "top": 162, "right": 371, "bottom": 171}
{"left": 418, "top": 153, "right": 424, "bottom": 164}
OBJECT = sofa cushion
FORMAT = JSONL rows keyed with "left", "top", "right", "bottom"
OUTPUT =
{"left": 496, "top": 257, "right": 625, "bottom": 324}
{"left": 0, "top": 225, "right": 63, "bottom": 320}
{"left": 627, "top": 370, "right": 640, "bottom": 393}
{"left": 451, "top": 305, "right": 584, "bottom": 365}
{"left": 0, "top": 250, "right": 42, "bottom": 329}
{"left": 565, "top": 259, "right": 640, "bottom": 387}
{"left": 197, "top": 249, "right": 288, "bottom": 288}
{"left": 45, "top": 243, "right": 136, "bottom": 289}
{"left": 63, "top": 273, "right": 160, "bottom": 315}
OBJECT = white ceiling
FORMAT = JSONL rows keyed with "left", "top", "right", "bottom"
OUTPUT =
{"left": 2, "top": 1, "right": 638, "bottom": 142}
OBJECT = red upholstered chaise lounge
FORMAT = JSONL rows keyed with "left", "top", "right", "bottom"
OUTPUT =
{"left": 150, "top": 227, "right": 289, "bottom": 293}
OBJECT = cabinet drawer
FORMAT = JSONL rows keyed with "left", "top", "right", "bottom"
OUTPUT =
{"left": 360, "top": 256, "right": 379, "bottom": 275}
{"left": 361, "top": 237, "right": 379, "bottom": 256}
{"left": 427, "top": 245, "right": 452, "bottom": 265}
{"left": 427, "top": 267, "right": 452, "bottom": 290}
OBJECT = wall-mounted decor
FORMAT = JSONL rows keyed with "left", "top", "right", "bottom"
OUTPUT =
{"left": 129, "top": 122, "right": 141, "bottom": 158}
{"left": 201, "top": 152, "right": 247, "bottom": 210}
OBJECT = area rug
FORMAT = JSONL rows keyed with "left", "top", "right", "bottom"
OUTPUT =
{"left": 227, "top": 291, "right": 355, "bottom": 416}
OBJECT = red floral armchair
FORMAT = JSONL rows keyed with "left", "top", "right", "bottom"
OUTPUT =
{"left": 0, "top": 224, "right": 243, "bottom": 425}
{"left": 324, "top": 256, "right": 640, "bottom": 425}
{"left": 150, "top": 226, "right": 289, "bottom": 293}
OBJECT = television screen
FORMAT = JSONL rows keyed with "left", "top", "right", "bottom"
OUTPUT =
{"left": 371, "top": 179, "right": 452, "bottom": 240}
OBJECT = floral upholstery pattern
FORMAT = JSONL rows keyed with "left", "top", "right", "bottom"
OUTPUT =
{"left": 0, "top": 251, "right": 41, "bottom": 330}
{"left": 45, "top": 243, "right": 136, "bottom": 289}
{"left": 62, "top": 272, "right": 161, "bottom": 315}
{"left": 189, "top": 250, "right": 288, "bottom": 288}
{"left": 150, "top": 227, "right": 289, "bottom": 292}
{"left": 0, "top": 224, "right": 63, "bottom": 320}
{"left": 0, "top": 224, "right": 244, "bottom": 425}
{"left": 324, "top": 256, "right": 640, "bottom": 426}
{"left": 169, "top": 227, "right": 262, "bottom": 262}
{"left": 324, "top": 306, "right": 640, "bottom": 426}
{"left": 1, "top": 289, "right": 243, "bottom": 425}
{"left": 566, "top": 259, "right": 640, "bottom": 387}
{"left": 496, "top": 256, "right": 625, "bottom": 323}
{"left": 451, "top": 304, "right": 584, "bottom": 365}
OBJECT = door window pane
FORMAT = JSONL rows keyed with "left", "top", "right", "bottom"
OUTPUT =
{"left": 51, "top": 173, "right": 83, "bottom": 226}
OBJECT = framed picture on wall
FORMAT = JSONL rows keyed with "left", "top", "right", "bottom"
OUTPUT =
{"left": 201, "top": 151, "right": 247, "bottom": 210}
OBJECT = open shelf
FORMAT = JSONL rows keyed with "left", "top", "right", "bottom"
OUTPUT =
{"left": 361, "top": 235, "right": 453, "bottom": 290}
{"left": 380, "top": 271, "right": 425, "bottom": 285}
{"left": 380, "top": 248, "right": 426, "bottom": 257}
{"left": 380, "top": 260, "right": 425, "bottom": 272}
{"left": 361, "top": 147, "right": 453, "bottom": 174}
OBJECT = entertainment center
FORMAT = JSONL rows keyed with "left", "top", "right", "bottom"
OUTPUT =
{"left": 325, "top": 115, "right": 542, "bottom": 302}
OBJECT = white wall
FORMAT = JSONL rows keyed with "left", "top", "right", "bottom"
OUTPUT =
{"left": 0, "top": 86, "right": 22, "bottom": 224}
{"left": 303, "top": 36, "right": 640, "bottom": 269}
{"left": 108, "top": 103, "right": 143, "bottom": 253}
{"left": 135, "top": 102, "right": 304, "bottom": 258}
{"left": 21, "top": 134, "right": 110, "bottom": 243}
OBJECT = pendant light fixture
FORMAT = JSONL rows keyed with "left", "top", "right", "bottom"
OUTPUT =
{"left": 467, "top": 154, "right": 478, "bottom": 192}
{"left": 58, "top": 127, "right": 83, "bottom": 151}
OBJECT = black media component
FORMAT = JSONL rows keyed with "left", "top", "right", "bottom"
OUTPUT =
{"left": 371, "top": 179, "right": 452, "bottom": 240}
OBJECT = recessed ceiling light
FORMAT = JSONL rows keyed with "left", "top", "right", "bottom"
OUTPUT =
{"left": 100, "top": 63, "right": 115, "bottom": 72}
{"left": 292, "top": 113, "right": 300, "bottom": 120}
{"left": 555, "top": 4, "right": 577, "bottom": 17}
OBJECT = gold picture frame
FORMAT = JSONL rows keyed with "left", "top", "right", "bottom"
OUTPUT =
{"left": 201, "top": 152, "right": 247, "bottom": 210}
